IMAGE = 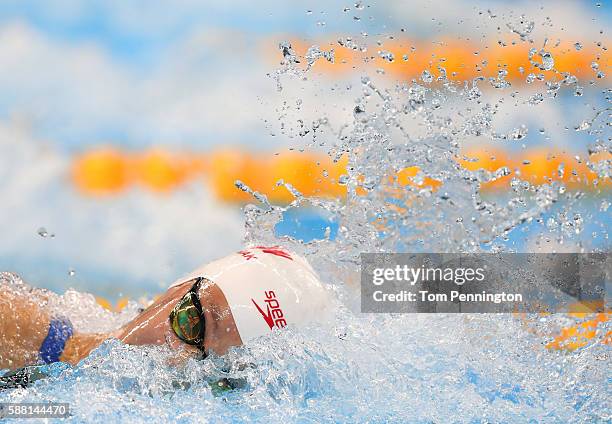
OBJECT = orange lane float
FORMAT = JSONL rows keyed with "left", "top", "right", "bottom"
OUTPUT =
{"left": 73, "top": 149, "right": 209, "bottom": 194}
{"left": 519, "top": 312, "right": 610, "bottom": 352}
{"left": 95, "top": 296, "right": 129, "bottom": 312}
{"left": 135, "top": 150, "right": 207, "bottom": 192}
{"left": 209, "top": 150, "right": 348, "bottom": 203}
{"left": 545, "top": 313, "right": 610, "bottom": 352}
{"left": 459, "top": 149, "right": 611, "bottom": 191}
{"left": 517, "top": 299, "right": 610, "bottom": 352}
{"left": 281, "top": 38, "right": 608, "bottom": 83}
{"left": 72, "top": 148, "right": 610, "bottom": 201}
{"left": 72, "top": 149, "right": 132, "bottom": 194}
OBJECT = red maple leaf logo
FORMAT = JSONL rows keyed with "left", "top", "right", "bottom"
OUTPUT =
{"left": 238, "top": 250, "right": 257, "bottom": 260}
{"left": 254, "top": 246, "right": 293, "bottom": 260}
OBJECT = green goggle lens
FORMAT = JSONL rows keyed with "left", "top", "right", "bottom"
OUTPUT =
{"left": 169, "top": 279, "right": 205, "bottom": 346}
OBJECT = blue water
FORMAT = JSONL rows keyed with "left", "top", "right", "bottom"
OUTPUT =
{"left": 275, "top": 208, "right": 339, "bottom": 243}
{"left": 279, "top": 198, "right": 611, "bottom": 250}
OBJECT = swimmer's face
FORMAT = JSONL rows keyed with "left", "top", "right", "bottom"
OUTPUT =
{"left": 116, "top": 279, "right": 242, "bottom": 359}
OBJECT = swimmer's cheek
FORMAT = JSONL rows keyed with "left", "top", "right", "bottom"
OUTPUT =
{"left": 203, "top": 324, "right": 243, "bottom": 357}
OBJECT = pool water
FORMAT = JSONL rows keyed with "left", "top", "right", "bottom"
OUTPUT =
{"left": 1, "top": 283, "right": 609, "bottom": 423}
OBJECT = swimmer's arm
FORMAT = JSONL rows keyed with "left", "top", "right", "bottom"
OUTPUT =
{"left": 52, "top": 283, "right": 196, "bottom": 365}
{"left": 0, "top": 285, "right": 50, "bottom": 369}
{"left": 114, "top": 281, "right": 193, "bottom": 346}
{"left": 59, "top": 283, "right": 192, "bottom": 364}
{"left": 0, "top": 284, "right": 113, "bottom": 368}
{"left": 60, "top": 332, "right": 111, "bottom": 365}
{"left": 0, "top": 282, "right": 190, "bottom": 369}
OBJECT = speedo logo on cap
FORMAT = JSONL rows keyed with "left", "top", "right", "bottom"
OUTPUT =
{"left": 251, "top": 290, "right": 287, "bottom": 330}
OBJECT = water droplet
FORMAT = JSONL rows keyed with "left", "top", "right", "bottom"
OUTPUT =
{"left": 507, "top": 125, "right": 528, "bottom": 141}
{"left": 37, "top": 227, "right": 55, "bottom": 238}
{"left": 575, "top": 120, "right": 591, "bottom": 131}
{"left": 324, "top": 226, "right": 331, "bottom": 239}
{"left": 507, "top": 17, "right": 535, "bottom": 40}
{"left": 279, "top": 41, "right": 300, "bottom": 64}
{"left": 562, "top": 74, "right": 578, "bottom": 85}
{"left": 557, "top": 164, "right": 565, "bottom": 178}
{"left": 421, "top": 70, "right": 433, "bottom": 84}
{"left": 353, "top": 105, "right": 366, "bottom": 117}
{"left": 573, "top": 213, "right": 583, "bottom": 234}
{"left": 574, "top": 42, "right": 582, "bottom": 51}
{"left": 540, "top": 51, "right": 554, "bottom": 71}
{"left": 528, "top": 48, "right": 554, "bottom": 71}
{"left": 378, "top": 50, "right": 394, "bottom": 62}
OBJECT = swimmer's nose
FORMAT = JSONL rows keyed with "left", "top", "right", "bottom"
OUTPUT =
{"left": 165, "top": 329, "right": 201, "bottom": 355}
{"left": 165, "top": 329, "right": 182, "bottom": 348}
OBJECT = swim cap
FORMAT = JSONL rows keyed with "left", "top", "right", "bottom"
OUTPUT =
{"left": 170, "top": 246, "right": 333, "bottom": 343}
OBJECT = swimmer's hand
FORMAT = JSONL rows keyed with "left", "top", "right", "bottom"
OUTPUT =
{"left": 0, "top": 365, "right": 49, "bottom": 390}
{"left": 0, "top": 362, "right": 71, "bottom": 391}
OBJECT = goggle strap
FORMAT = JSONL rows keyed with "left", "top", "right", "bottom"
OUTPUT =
{"left": 189, "top": 277, "right": 205, "bottom": 315}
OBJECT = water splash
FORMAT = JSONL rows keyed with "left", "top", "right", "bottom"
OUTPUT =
{"left": 0, "top": 272, "right": 140, "bottom": 334}
{"left": 236, "top": 13, "right": 610, "bottom": 421}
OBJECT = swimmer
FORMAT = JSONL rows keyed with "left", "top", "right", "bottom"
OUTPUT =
{"left": 0, "top": 246, "right": 333, "bottom": 387}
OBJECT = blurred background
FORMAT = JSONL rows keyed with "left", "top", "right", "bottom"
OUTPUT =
{"left": 0, "top": 1, "right": 608, "bottom": 301}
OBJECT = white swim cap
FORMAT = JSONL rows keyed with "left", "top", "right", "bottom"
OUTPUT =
{"left": 170, "top": 246, "right": 334, "bottom": 342}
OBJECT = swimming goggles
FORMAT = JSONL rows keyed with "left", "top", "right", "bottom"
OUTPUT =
{"left": 169, "top": 277, "right": 206, "bottom": 353}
